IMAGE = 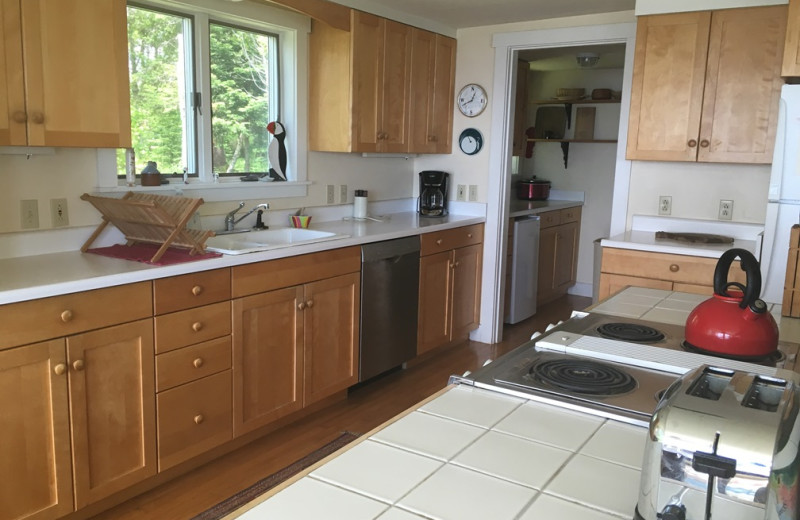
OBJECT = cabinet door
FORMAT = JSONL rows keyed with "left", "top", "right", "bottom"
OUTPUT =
{"left": 418, "top": 250, "right": 453, "bottom": 354}
{"left": 0, "top": 0, "right": 26, "bottom": 146}
{"left": 0, "top": 339, "right": 73, "bottom": 520}
{"left": 20, "top": 0, "right": 131, "bottom": 147}
{"left": 626, "top": 12, "right": 711, "bottom": 161}
{"left": 537, "top": 226, "right": 557, "bottom": 304}
{"left": 451, "top": 244, "right": 483, "bottom": 340}
{"left": 303, "top": 272, "right": 360, "bottom": 406}
{"left": 430, "top": 34, "right": 455, "bottom": 153}
{"left": 352, "top": 11, "right": 383, "bottom": 152}
{"left": 409, "top": 28, "right": 437, "bottom": 154}
{"left": 783, "top": 0, "right": 800, "bottom": 76}
{"left": 698, "top": 6, "right": 785, "bottom": 164}
{"left": 232, "top": 286, "right": 303, "bottom": 437}
{"left": 554, "top": 221, "right": 580, "bottom": 293}
{"left": 379, "top": 19, "right": 412, "bottom": 153}
{"left": 66, "top": 319, "right": 156, "bottom": 509}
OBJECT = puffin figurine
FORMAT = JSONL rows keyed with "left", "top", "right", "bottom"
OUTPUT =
{"left": 267, "top": 121, "right": 287, "bottom": 181}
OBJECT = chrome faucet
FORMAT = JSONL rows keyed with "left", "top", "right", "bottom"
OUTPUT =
{"left": 224, "top": 201, "right": 270, "bottom": 232}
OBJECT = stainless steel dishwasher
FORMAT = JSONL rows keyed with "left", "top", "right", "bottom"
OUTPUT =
{"left": 505, "top": 215, "right": 540, "bottom": 324}
{"left": 360, "top": 236, "right": 420, "bottom": 381}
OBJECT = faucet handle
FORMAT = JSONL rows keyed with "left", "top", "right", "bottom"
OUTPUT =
{"left": 227, "top": 201, "right": 245, "bottom": 217}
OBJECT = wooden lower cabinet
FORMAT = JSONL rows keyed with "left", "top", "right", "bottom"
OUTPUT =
{"left": 0, "top": 339, "right": 73, "bottom": 520}
{"left": 537, "top": 208, "right": 581, "bottom": 305}
{"left": 66, "top": 319, "right": 157, "bottom": 509}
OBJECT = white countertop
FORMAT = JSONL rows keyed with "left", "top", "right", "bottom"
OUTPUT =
{"left": 0, "top": 211, "right": 484, "bottom": 305}
{"left": 229, "top": 385, "right": 646, "bottom": 520}
{"left": 600, "top": 215, "right": 764, "bottom": 259}
{"left": 508, "top": 198, "right": 583, "bottom": 218}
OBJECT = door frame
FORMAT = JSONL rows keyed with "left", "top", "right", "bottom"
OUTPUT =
{"left": 473, "top": 22, "right": 636, "bottom": 344}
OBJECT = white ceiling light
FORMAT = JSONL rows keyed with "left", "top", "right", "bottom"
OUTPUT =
{"left": 576, "top": 52, "right": 600, "bottom": 68}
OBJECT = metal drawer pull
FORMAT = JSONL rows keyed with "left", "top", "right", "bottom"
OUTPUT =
{"left": 60, "top": 310, "right": 73, "bottom": 323}
{"left": 194, "top": 414, "right": 204, "bottom": 424}
{"left": 191, "top": 285, "right": 203, "bottom": 296}
{"left": 306, "top": 300, "right": 314, "bottom": 308}
{"left": 193, "top": 358, "right": 204, "bottom": 368}
{"left": 467, "top": 233, "right": 473, "bottom": 238}
{"left": 436, "top": 239, "right": 443, "bottom": 245}
{"left": 298, "top": 302, "right": 306, "bottom": 310}
{"left": 54, "top": 363, "right": 67, "bottom": 376}
{"left": 670, "top": 264, "right": 680, "bottom": 272}
{"left": 72, "top": 359, "right": 85, "bottom": 371}
{"left": 192, "top": 322, "right": 203, "bottom": 332}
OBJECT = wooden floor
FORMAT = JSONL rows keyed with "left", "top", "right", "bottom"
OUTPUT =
{"left": 91, "top": 294, "right": 591, "bottom": 520}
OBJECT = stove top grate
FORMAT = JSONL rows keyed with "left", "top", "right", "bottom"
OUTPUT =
{"left": 596, "top": 322, "right": 665, "bottom": 343}
{"left": 529, "top": 358, "right": 637, "bottom": 396}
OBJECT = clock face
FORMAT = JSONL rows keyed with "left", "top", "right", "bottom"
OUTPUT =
{"left": 459, "top": 128, "right": 483, "bottom": 155}
{"left": 457, "top": 83, "right": 488, "bottom": 117}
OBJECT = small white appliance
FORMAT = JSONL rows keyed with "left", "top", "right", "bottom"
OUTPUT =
{"left": 761, "top": 84, "right": 800, "bottom": 304}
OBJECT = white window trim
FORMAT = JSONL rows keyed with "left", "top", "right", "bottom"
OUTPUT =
{"left": 95, "top": 0, "right": 310, "bottom": 202}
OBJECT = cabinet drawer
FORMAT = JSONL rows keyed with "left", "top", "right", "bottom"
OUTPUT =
{"left": 154, "top": 301, "right": 231, "bottom": 354}
{"left": 601, "top": 248, "right": 745, "bottom": 286}
{"left": 156, "top": 370, "right": 232, "bottom": 471}
{"left": 232, "top": 246, "right": 361, "bottom": 298}
{"left": 153, "top": 269, "right": 230, "bottom": 315}
{"left": 0, "top": 282, "right": 152, "bottom": 350}
{"left": 420, "top": 224, "right": 484, "bottom": 256}
{"left": 560, "top": 206, "right": 582, "bottom": 224}
{"left": 155, "top": 336, "right": 231, "bottom": 392}
{"left": 538, "top": 211, "right": 560, "bottom": 229}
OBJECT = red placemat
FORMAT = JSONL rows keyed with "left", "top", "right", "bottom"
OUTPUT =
{"left": 86, "top": 243, "right": 221, "bottom": 266}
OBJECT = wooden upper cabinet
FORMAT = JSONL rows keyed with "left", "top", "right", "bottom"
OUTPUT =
{"left": 627, "top": 7, "right": 786, "bottom": 164}
{"left": 783, "top": 0, "right": 800, "bottom": 76}
{"left": 309, "top": 10, "right": 454, "bottom": 154}
{"left": 409, "top": 29, "right": 456, "bottom": 154}
{"left": 0, "top": 0, "right": 131, "bottom": 147}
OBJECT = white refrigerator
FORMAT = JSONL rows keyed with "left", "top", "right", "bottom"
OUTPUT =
{"left": 762, "top": 84, "right": 800, "bottom": 304}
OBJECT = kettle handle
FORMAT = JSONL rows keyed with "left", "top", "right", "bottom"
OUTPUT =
{"left": 713, "top": 248, "right": 761, "bottom": 309}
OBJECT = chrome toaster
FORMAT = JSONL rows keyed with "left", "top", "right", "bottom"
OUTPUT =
{"left": 635, "top": 365, "right": 800, "bottom": 520}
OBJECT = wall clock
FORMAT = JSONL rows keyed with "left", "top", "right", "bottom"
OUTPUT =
{"left": 459, "top": 128, "right": 483, "bottom": 155}
{"left": 457, "top": 83, "right": 488, "bottom": 117}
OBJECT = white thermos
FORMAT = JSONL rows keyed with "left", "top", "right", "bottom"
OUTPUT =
{"left": 354, "top": 189, "right": 368, "bottom": 219}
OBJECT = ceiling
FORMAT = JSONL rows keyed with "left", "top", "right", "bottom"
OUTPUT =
{"left": 345, "top": 0, "right": 635, "bottom": 29}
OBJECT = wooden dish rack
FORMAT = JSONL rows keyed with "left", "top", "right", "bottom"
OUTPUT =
{"left": 80, "top": 192, "right": 214, "bottom": 263}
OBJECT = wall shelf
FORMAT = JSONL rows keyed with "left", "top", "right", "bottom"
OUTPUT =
{"left": 526, "top": 139, "right": 618, "bottom": 168}
{"left": 532, "top": 98, "right": 621, "bottom": 105}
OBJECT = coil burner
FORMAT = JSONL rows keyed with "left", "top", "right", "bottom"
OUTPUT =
{"left": 596, "top": 322, "right": 665, "bottom": 343}
{"left": 530, "top": 358, "right": 637, "bottom": 396}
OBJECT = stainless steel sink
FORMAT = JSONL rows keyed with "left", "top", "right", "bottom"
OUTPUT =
{"left": 205, "top": 227, "right": 349, "bottom": 255}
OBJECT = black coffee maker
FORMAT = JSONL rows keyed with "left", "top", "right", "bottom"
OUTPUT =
{"left": 418, "top": 171, "right": 449, "bottom": 217}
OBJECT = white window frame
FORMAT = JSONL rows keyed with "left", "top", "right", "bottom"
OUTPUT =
{"left": 95, "top": 0, "right": 310, "bottom": 201}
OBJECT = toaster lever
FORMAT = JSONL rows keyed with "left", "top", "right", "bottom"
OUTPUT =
{"left": 691, "top": 451, "right": 737, "bottom": 479}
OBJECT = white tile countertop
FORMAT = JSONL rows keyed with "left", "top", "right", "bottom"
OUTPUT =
{"left": 601, "top": 215, "right": 764, "bottom": 259}
{"left": 0, "top": 208, "right": 484, "bottom": 305}
{"left": 227, "top": 385, "right": 647, "bottom": 520}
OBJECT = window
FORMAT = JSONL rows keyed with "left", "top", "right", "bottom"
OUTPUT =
{"left": 121, "top": 2, "right": 282, "bottom": 181}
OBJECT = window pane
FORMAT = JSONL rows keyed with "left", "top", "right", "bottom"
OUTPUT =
{"left": 210, "top": 23, "right": 276, "bottom": 176}
{"left": 126, "top": 6, "right": 194, "bottom": 175}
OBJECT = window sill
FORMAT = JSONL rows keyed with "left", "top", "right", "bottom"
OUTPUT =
{"left": 93, "top": 180, "right": 310, "bottom": 202}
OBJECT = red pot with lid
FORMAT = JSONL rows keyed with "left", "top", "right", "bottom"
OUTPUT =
{"left": 516, "top": 178, "right": 551, "bottom": 200}
{"left": 684, "top": 248, "right": 778, "bottom": 359}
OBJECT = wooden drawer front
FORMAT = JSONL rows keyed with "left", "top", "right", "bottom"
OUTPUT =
{"left": 154, "top": 301, "right": 231, "bottom": 354}
{"left": 538, "top": 211, "right": 560, "bottom": 229}
{"left": 0, "top": 282, "right": 152, "bottom": 350}
{"left": 560, "top": 206, "right": 581, "bottom": 224}
{"left": 156, "top": 337, "right": 231, "bottom": 392}
{"left": 420, "top": 224, "right": 484, "bottom": 256}
{"left": 156, "top": 370, "right": 232, "bottom": 471}
{"left": 232, "top": 246, "right": 361, "bottom": 298}
{"left": 601, "top": 248, "right": 745, "bottom": 285}
{"left": 153, "top": 269, "right": 230, "bottom": 315}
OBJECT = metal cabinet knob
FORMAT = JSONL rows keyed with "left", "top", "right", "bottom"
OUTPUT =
{"left": 191, "top": 285, "right": 203, "bottom": 296}
{"left": 192, "top": 322, "right": 203, "bottom": 332}
{"left": 436, "top": 239, "right": 443, "bottom": 245}
{"left": 194, "top": 414, "right": 204, "bottom": 424}
{"left": 669, "top": 264, "right": 680, "bottom": 273}
{"left": 298, "top": 302, "right": 306, "bottom": 310}
{"left": 72, "top": 359, "right": 85, "bottom": 371}
{"left": 306, "top": 300, "right": 314, "bottom": 308}
{"left": 193, "top": 358, "right": 204, "bottom": 368}
{"left": 688, "top": 139, "right": 697, "bottom": 148}
{"left": 467, "top": 233, "right": 473, "bottom": 238}
{"left": 700, "top": 139, "right": 710, "bottom": 148}
{"left": 54, "top": 363, "right": 67, "bottom": 376}
{"left": 60, "top": 310, "right": 73, "bottom": 323}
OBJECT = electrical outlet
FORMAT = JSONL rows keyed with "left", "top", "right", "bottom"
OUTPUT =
{"left": 326, "top": 184, "right": 335, "bottom": 204}
{"left": 20, "top": 199, "right": 39, "bottom": 229}
{"left": 468, "top": 185, "right": 478, "bottom": 202}
{"left": 719, "top": 199, "right": 733, "bottom": 220}
{"left": 339, "top": 184, "right": 348, "bottom": 204}
{"left": 658, "top": 195, "right": 672, "bottom": 216}
{"left": 50, "top": 198, "right": 69, "bottom": 227}
{"left": 456, "top": 184, "right": 466, "bottom": 202}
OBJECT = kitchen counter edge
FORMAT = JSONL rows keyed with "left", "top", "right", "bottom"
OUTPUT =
{"left": 508, "top": 199, "right": 582, "bottom": 218}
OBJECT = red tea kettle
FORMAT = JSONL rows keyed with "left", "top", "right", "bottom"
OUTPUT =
{"left": 684, "top": 248, "right": 779, "bottom": 359}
